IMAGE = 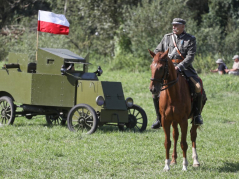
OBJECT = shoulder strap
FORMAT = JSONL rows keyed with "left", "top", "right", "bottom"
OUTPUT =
{"left": 171, "top": 35, "right": 185, "bottom": 60}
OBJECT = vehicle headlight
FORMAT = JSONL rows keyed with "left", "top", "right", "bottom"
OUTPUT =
{"left": 126, "top": 97, "right": 134, "bottom": 108}
{"left": 96, "top": 96, "right": 105, "bottom": 106}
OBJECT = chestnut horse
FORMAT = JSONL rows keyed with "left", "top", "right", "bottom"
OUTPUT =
{"left": 149, "top": 50, "right": 202, "bottom": 171}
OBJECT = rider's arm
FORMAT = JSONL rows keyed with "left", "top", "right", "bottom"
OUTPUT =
{"left": 210, "top": 69, "right": 218, "bottom": 73}
{"left": 176, "top": 36, "right": 196, "bottom": 71}
{"left": 154, "top": 35, "right": 169, "bottom": 54}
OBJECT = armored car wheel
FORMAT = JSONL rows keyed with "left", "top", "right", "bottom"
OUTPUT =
{"left": 118, "top": 104, "right": 147, "bottom": 132}
{"left": 0, "top": 96, "right": 15, "bottom": 125}
{"left": 46, "top": 114, "right": 66, "bottom": 125}
{"left": 67, "top": 104, "right": 98, "bottom": 134}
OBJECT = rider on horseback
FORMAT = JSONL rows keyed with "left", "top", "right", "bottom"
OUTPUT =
{"left": 152, "top": 18, "right": 204, "bottom": 129}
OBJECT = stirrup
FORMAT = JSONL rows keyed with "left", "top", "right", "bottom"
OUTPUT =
{"left": 193, "top": 115, "right": 203, "bottom": 125}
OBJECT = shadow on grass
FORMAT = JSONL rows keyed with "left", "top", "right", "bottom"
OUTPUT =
{"left": 13, "top": 123, "right": 68, "bottom": 129}
{"left": 98, "top": 124, "right": 161, "bottom": 134}
{"left": 98, "top": 125, "right": 119, "bottom": 132}
{"left": 219, "top": 162, "right": 239, "bottom": 173}
{"left": 11, "top": 123, "right": 161, "bottom": 134}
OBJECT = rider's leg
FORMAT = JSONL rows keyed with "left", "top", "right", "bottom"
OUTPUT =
{"left": 151, "top": 95, "right": 162, "bottom": 129}
{"left": 190, "top": 77, "right": 203, "bottom": 125}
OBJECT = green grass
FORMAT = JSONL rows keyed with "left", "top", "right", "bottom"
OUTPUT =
{"left": 0, "top": 70, "right": 239, "bottom": 178}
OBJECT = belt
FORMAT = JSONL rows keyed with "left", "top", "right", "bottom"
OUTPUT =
{"left": 172, "top": 59, "right": 183, "bottom": 63}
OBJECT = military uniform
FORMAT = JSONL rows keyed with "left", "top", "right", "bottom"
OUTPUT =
{"left": 151, "top": 18, "right": 204, "bottom": 129}
{"left": 155, "top": 32, "right": 197, "bottom": 77}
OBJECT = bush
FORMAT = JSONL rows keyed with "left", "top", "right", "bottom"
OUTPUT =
{"left": 0, "top": 36, "right": 8, "bottom": 61}
{"left": 193, "top": 54, "right": 216, "bottom": 73}
{"left": 110, "top": 52, "right": 151, "bottom": 72}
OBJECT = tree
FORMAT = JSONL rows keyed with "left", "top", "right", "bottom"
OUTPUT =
{"left": 60, "top": 0, "right": 142, "bottom": 56}
{"left": 122, "top": 0, "right": 195, "bottom": 59}
{"left": 0, "top": 0, "right": 51, "bottom": 29}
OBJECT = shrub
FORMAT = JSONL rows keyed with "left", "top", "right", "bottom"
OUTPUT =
{"left": 110, "top": 52, "right": 151, "bottom": 73}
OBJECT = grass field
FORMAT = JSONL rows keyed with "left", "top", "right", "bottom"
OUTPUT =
{"left": 0, "top": 66, "right": 239, "bottom": 178}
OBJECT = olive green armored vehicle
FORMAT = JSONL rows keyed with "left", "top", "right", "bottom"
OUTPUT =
{"left": 0, "top": 48, "right": 147, "bottom": 134}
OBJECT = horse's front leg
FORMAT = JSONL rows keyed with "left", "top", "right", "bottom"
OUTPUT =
{"left": 171, "top": 121, "right": 179, "bottom": 165}
{"left": 179, "top": 120, "right": 188, "bottom": 171}
{"left": 190, "top": 122, "right": 200, "bottom": 167}
{"left": 162, "top": 119, "right": 171, "bottom": 171}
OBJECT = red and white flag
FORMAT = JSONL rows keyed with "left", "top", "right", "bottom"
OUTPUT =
{"left": 37, "top": 10, "right": 70, "bottom": 35}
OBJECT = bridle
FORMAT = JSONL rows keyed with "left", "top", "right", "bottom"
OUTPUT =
{"left": 150, "top": 58, "right": 178, "bottom": 91}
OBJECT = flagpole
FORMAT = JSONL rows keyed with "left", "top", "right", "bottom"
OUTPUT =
{"left": 36, "top": 10, "right": 39, "bottom": 61}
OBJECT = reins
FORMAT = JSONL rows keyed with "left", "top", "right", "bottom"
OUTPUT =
{"left": 160, "top": 73, "right": 178, "bottom": 91}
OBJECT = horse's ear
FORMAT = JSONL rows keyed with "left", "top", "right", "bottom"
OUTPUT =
{"left": 165, "top": 49, "right": 169, "bottom": 54}
{"left": 162, "top": 49, "right": 169, "bottom": 58}
{"left": 148, "top": 49, "right": 155, "bottom": 58}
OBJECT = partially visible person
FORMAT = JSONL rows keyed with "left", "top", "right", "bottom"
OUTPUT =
{"left": 210, "top": 59, "right": 228, "bottom": 75}
{"left": 61, "top": 63, "right": 75, "bottom": 75}
{"left": 225, "top": 55, "right": 239, "bottom": 75}
{"left": 65, "top": 63, "right": 75, "bottom": 71}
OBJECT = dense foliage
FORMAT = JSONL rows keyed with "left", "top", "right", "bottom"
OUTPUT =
{"left": 1, "top": 0, "right": 239, "bottom": 72}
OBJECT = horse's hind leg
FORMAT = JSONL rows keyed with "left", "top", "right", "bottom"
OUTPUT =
{"left": 179, "top": 120, "right": 188, "bottom": 171}
{"left": 190, "top": 123, "right": 200, "bottom": 167}
{"left": 171, "top": 121, "right": 179, "bottom": 165}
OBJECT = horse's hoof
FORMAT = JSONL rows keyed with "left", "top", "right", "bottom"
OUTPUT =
{"left": 163, "top": 167, "right": 170, "bottom": 172}
{"left": 170, "top": 160, "right": 177, "bottom": 165}
{"left": 182, "top": 167, "right": 187, "bottom": 171}
{"left": 182, "top": 165, "right": 188, "bottom": 171}
{"left": 193, "top": 164, "right": 200, "bottom": 167}
{"left": 164, "top": 159, "right": 170, "bottom": 171}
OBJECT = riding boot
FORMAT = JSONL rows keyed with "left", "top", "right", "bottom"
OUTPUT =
{"left": 193, "top": 93, "right": 203, "bottom": 125}
{"left": 151, "top": 96, "right": 162, "bottom": 129}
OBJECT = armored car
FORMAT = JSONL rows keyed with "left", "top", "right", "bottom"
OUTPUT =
{"left": 0, "top": 48, "right": 147, "bottom": 134}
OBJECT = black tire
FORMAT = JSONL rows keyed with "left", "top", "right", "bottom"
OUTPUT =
{"left": 46, "top": 114, "right": 66, "bottom": 125}
{"left": 0, "top": 96, "right": 15, "bottom": 125}
{"left": 67, "top": 104, "right": 98, "bottom": 134}
{"left": 119, "top": 104, "right": 147, "bottom": 132}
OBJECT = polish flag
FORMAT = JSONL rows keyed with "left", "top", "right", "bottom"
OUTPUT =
{"left": 37, "top": 10, "right": 70, "bottom": 35}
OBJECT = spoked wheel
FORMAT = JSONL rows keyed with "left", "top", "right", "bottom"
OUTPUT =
{"left": 118, "top": 104, "right": 147, "bottom": 132}
{"left": 0, "top": 96, "right": 16, "bottom": 125}
{"left": 67, "top": 104, "right": 98, "bottom": 134}
{"left": 46, "top": 114, "right": 66, "bottom": 125}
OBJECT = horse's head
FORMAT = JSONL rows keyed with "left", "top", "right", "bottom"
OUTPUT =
{"left": 148, "top": 49, "right": 169, "bottom": 95}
